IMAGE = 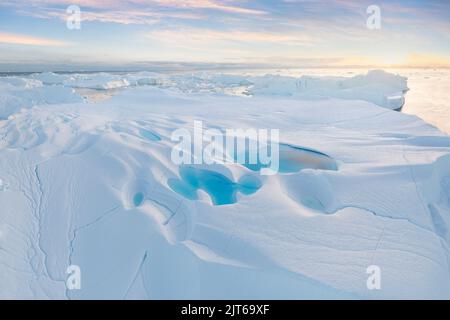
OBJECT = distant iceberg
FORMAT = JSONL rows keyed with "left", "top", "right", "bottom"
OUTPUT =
{"left": 243, "top": 70, "right": 408, "bottom": 110}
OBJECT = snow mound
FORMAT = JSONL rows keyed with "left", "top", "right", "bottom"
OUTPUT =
{"left": 31, "top": 72, "right": 68, "bottom": 85}
{"left": 0, "top": 77, "right": 83, "bottom": 119}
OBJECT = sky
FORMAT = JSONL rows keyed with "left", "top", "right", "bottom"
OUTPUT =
{"left": 0, "top": 0, "right": 449, "bottom": 70}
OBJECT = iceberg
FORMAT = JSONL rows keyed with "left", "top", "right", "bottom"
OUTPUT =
{"left": 244, "top": 70, "right": 408, "bottom": 110}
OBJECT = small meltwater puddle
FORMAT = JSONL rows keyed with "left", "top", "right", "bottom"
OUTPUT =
{"left": 0, "top": 178, "right": 8, "bottom": 191}
{"left": 139, "top": 129, "right": 161, "bottom": 141}
{"left": 278, "top": 144, "right": 337, "bottom": 172}
{"left": 133, "top": 192, "right": 145, "bottom": 206}
{"left": 236, "top": 143, "right": 337, "bottom": 173}
{"left": 74, "top": 88, "right": 123, "bottom": 102}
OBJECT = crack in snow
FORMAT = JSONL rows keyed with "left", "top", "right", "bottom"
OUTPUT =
{"left": 66, "top": 204, "right": 120, "bottom": 299}
{"left": 123, "top": 251, "right": 148, "bottom": 299}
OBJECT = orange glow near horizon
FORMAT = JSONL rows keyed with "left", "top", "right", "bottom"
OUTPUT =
{"left": 0, "top": 32, "right": 70, "bottom": 46}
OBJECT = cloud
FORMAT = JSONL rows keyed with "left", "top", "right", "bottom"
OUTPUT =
{"left": 0, "top": 0, "right": 266, "bottom": 25}
{"left": 0, "top": 3, "right": 175, "bottom": 26}
{"left": 0, "top": 32, "right": 71, "bottom": 46}
{"left": 0, "top": 0, "right": 449, "bottom": 66}
{"left": 144, "top": 27, "right": 316, "bottom": 48}
{"left": 148, "top": 0, "right": 266, "bottom": 15}
{"left": 41, "top": 8, "right": 163, "bottom": 25}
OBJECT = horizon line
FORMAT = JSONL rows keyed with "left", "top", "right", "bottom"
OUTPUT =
{"left": 1, "top": 62, "right": 450, "bottom": 74}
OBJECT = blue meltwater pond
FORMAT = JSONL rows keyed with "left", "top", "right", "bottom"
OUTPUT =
{"left": 168, "top": 143, "right": 336, "bottom": 205}
{"left": 169, "top": 166, "right": 262, "bottom": 205}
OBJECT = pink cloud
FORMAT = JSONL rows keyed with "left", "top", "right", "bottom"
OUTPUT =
{"left": 148, "top": 0, "right": 266, "bottom": 15}
{"left": 1, "top": 0, "right": 266, "bottom": 25}
{"left": 0, "top": 31, "right": 71, "bottom": 46}
{"left": 2, "top": 0, "right": 266, "bottom": 15}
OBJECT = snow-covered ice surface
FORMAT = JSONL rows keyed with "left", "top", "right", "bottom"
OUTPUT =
{"left": 0, "top": 76, "right": 82, "bottom": 119}
{"left": 1, "top": 70, "right": 450, "bottom": 299}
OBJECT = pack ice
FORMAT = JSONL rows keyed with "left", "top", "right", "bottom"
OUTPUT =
{"left": 0, "top": 70, "right": 449, "bottom": 299}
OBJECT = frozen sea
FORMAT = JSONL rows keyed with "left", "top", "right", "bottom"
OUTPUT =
{"left": 1, "top": 67, "right": 450, "bottom": 299}
{"left": 2, "top": 67, "right": 448, "bottom": 134}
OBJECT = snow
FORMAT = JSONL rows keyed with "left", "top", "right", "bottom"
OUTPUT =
{"left": 0, "top": 70, "right": 449, "bottom": 299}
{"left": 0, "top": 76, "right": 83, "bottom": 120}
